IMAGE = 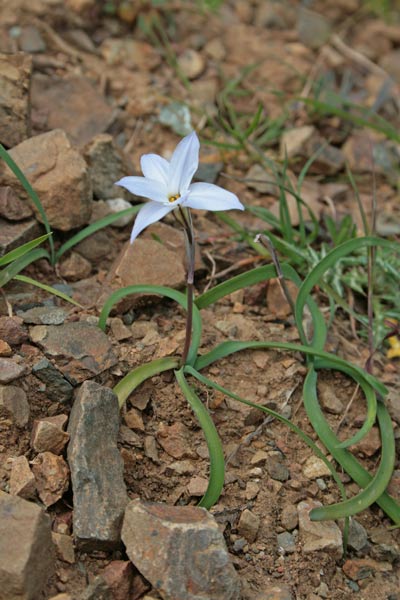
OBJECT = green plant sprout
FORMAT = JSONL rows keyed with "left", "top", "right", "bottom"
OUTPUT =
{"left": 97, "top": 132, "right": 400, "bottom": 534}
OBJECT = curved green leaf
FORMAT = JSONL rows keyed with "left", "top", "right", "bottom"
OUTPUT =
{"left": 0, "top": 233, "right": 51, "bottom": 267}
{"left": 175, "top": 367, "right": 225, "bottom": 509}
{"left": 14, "top": 274, "right": 82, "bottom": 307}
{"left": 0, "top": 247, "right": 49, "bottom": 288}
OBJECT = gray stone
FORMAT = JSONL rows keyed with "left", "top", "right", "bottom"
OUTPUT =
{"left": 245, "top": 163, "right": 277, "bottom": 194}
{"left": 266, "top": 452, "right": 290, "bottom": 482}
{"left": 84, "top": 134, "right": 130, "bottom": 200}
{"left": 347, "top": 519, "right": 368, "bottom": 552}
{"left": 30, "top": 322, "right": 118, "bottom": 385}
{"left": 194, "top": 162, "right": 223, "bottom": 184}
{"left": 297, "top": 7, "right": 331, "bottom": 49}
{"left": 122, "top": 499, "right": 241, "bottom": 600}
{"left": 318, "top": 381, "right": 344, "bottom": 415}
{"left": 32, "top": 358, "right": 73, "bottom": 401}
{"left": 0, "top": 490, "right": 55, "bottom": 600}
{"left": 0, "top": 52, "right": 32, "bottom": 147}
{"left": 298, "top": 500, "right": 342, "bottom": 559}
{"left": 0, "top": 384, "right": 30, "bottom": 425}
{"left": 80, "top": 576, "right": 112, "bottom": 600}
{"left": 105, "top": 198, "right": 135, "bottom": 228}
{"left": 67, "top": 381, "right": 128, "bottom": 550}
{"left": 159, "top": 102, "right": 193, "bottom": 136}
{"left": 19, "top": 26, "right": 46, "bottom": 53}
{"left": 18, "top": 306, "right": 66, "bottom": 325}
{"left": 277, "top": 531, "right": 296, "bottom": 554}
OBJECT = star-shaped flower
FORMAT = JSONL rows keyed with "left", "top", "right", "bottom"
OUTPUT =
{"left": 115, "top": 131, "right": 244, "bottom": 243}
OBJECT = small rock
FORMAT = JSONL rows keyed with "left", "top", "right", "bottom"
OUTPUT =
{"left": 30, "top": 321, "right": 118, "bottom": 385}
{"left": 159, "top": 102, "right": 193, "bottom": 137}
{"left": 178, "top": 49, "right": 206, "bottom": 80}
{"left": 167, "top": 460, "right": 195, "bottom": 475}
{"left": 59, "top": 252, "right": 92, "bottom": 282}
{"left": 106, "top": 198, "right": 135, "bottom": 227}
{"left": 101, "top": 561, "right": 133, "bottom": 600}
{"left": 298, "top": 500, "right": 342, "bottom": 558}
{"left": 280, "top": 504, "right": 298, "bottom": 531}
{"left": 254, "top": 584, "right": 294, "bottom": 600}
{"left": 347, "top": 519, "right": 368, "bottom": 552}
{"left": 9, "top": 455, "right": 36, "bottom": 499}
{"left": 266, "top": 452, "right": 290, "bottom": 482}
{"left": 100, "top": 38, "right": 160, "bottom": 71}
{"left": 342, "top": 557, "right": 392, "bottom": 581}
{"left": 157, "top": 422, "right": 195, "bottom": 459}
{"left": 0, "top": 339, "right": 12, "bottom": 356}
{"left": 0, "top": 316, "right": 27, "bottom": 345}
{"left": 245, "top": 163, "right": 277, "bottom": 194}
{"left": 369, "top": 527, "right": 400, "bottom": 563}
{"left": 305, "top": 135, "right": 345, "bottom": 175}
{"left": 0, "top": 186, "right": 33, "bottom": 221}
{"left": 194, "top": 162, "right": 223, "bottom": 185}
{"left": 245, "top": 481, "right": 260, "bottom": 500}
{"left": 119, "top": 425, "right": 142, "bottom": 447}
{"left": 124, "top": 408, "right": 144, "bottom": 432}
{"left": 31, "top": 75, "right": 114, "bottom": 147}
{"left": 353, "top": 427, "right": 381, "bottom": 457}
{"left": 18, "top": 306, "right": 66, "bottom": 326}
{"left": 187, "top": 476, "right": 208, "bottom": 497}
{"left": 31, "top": 452, "right": 70, "bottom": 507}
{"left": 32, "top": 358, "right": 73, "bottom": 402}
{"left": 266, "top": 278, "right": 299, "bottom": 318}
{"left": 110, "top": 318, "right": 132, "bottom": 342}
{"left": 280, "top": 125, "right": 315, "bottom": 159}
{"left": 0, "top": 129, "right": 92, "bottom": 231}
{"left": 250, "top": 450, "right": 269, "bottom": 466}
{"left": 67, "top": 381, "right": 128, "bottom": 550}
{"left": 19, "top": 25, "right": 46, "bottom": 53}
{"left": 48, "top": 595, "right": 73, "bottom": 600}
{"left": 122, "top": 499, "right": 241, "bottom": 600}
{"left": 0, "top": 491, "right": 55, "bottom": 599}
{"left": 277, "top": 531, "right": 296, "bottom": 554}
{"left": 318, "top": 381, "right": 344, "bottom": 414}
{"left": 80, "top": 576, "right": 112, "bottom": 600}
{"left": 84, "top": 134, "right": 130, "bottom": 199}
{"left": 144, "top": 435, "right": 159, "bottom": 462}
{"left": 379, "top": 49, "right": 400, "bottom": 85}
{"left": 297, "top": 7, "right": 331, "bottom": 49}
{"left": 31, "top": 416, "right": 70, "bottom": 454}
{"left": 0, "top": 384, "right": 30, "bottom": 426}
{"left": 237, "top": 509, "right": 260, "bottom": 543}
{"left": 51, "top": 532, "right": 75, "bottom": 564}
{"left": 75, "top": 230, "right": 113, "bottom": 262}
{"left": 0, "top": 52, "right": 32, "bottom": 147}
{"left": 204, "top": 38, "right": 226, "bottom": 61}
{"left": 303, "top": 456, "right": 332, "bottom": 479}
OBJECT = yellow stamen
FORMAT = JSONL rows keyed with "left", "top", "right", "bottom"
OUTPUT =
{"left": 168, "top": 194, "right": 180, "bottom": 203}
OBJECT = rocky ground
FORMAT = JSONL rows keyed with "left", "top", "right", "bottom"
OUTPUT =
{"left": 0, "top": 0, "right": 400, "bottom": 599}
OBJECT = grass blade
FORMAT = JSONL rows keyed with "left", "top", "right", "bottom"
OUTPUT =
{"left": 14, "top": 274, "right": 83, "bottom": 307}
{"left": 0, "top": 233, "right": 51, "bottom": 267}
{"left": 0, "top": 247, "right": 49, "bottom": 288}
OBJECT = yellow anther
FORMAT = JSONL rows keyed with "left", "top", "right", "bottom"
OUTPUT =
{"left": 168, "top": 194, "right": 181, "bottom": 203}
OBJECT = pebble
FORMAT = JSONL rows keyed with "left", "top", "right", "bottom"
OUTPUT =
{"left": 0, "top": 384, "right": 30, "bottom": 426}
{"left": 31, "top": 452, "right": 70, "bottom": 507}
{"left": 266, "top": 452, "right": 290, "bottom": 482}
{"left": 318, "top": 381, "right": 344, "bottom": 414}
{"left": 0, "top": 358, "right": 27, "bottom": 384}
{"left": 245, "top": 163, "right": 277, "bottom": 194}
{"left": 110, "top": 318, "right": 132, "bottom": 341}
{"left": 238, "top": 509, "right": 260, "bottom": 543}
{"left": 59, "top": 252, "right": 92, "bottom": 282}
{"left": 122, "top": 499, "right": 241, "bottom": 600}
{"left": 167, "top": 460, "right": 195, "bottom": 475}
{"left": 280, "top": 504, "right": 298, "bottom": 531}
{"left": 250, "top": 450, "right": 269, "bottom": 466}
{"left": 106, "top": 198, "right": 135, "bottom": 227}
{"left": 254, "top": 584, "right": 294, "bottom": 600}
{"left": 277, "top": 531, "right": 296, "bottom": 554}
{"left": 177, "top": 49, "right": 205, "bottom": 79}
{"left": 101, "top": 561, "right": 133, "bottom": 600}
{"left": 347, "top": 518, "right": 368, "bottom": 552}
{"left": 67, "top": 381, "right": 128, "bottom": 550}
{"left": 144, "top": 435, "right": 159, "bottom": 462}
{"left": 31, "top": 416, "right": 70, "bottom": 454}
{"left": 124, "top": 407, "right": 144, "bottom": 431}
{"left": 52, "top": 532, "right": 75, "bottom": 564}
{"left": 18, "top": 306, "right": 66, "bottom": 326}
{"left": 298, "top": 500, "right": 343, "bottom": 559}
{"left": 0, "top": 316, "right": 28, "bottom": 345}
{"left": 156, "top": 422, "right": 196, "bottom": 459}
{"left": 280, "top": 125, "right": 315, "bottom": 159}
{"left": 32, "top": 358, "right": 73, "bottom": 402}
{"left": 353, "top": 427, "right": 381, "bottom": 457}
{"left": 187, "top": 476, "right": 209, "bottom": 497}
{"left": 245, "top": 481, "right": 260, "bottom": 500}
{"left": 0, "top": 490, "right": 55, "bottom": 599}
{"left": 302, "top": 456, "right": 332, "bottom": 479}
{"left": 297, "top": 7, "right": 331, "bottom": 49}
{"left": 9, "top": 455, "right": 36, "bottom": 499}
{"left": 0, "top": 339, "right": 12, "bottom": 356}
{"left": 0, "top": 186, "right": 33, "bottom": 221}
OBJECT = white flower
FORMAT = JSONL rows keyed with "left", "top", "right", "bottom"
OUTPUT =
{"left": 115, "top": 131, "right": 244, "bottom": 243}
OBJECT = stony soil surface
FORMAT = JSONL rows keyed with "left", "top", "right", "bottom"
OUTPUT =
{"left": 0, "top": 1, "right": 400, "bottom": 599}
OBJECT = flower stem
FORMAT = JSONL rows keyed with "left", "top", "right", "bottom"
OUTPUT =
{"left": 179, "top": 207, "right": 195, "bottom": 366}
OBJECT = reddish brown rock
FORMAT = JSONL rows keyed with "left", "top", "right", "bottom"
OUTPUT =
{"left": 51, "top": 532, "right": 75, "bottom": 564}
{"left": 0, "top": 384, "right": 30, "bottom": 425}
{"left": 31, "top": 452, "right": 70, "bottom": 507}
{"left": 0, "top": 52, "right": 32, "bottom": 147}
{"left": 31, "top": 416, "right": 70, "bottom": 454}
{"left": 0, "top": 490, "right": 55, "bottom": 600}
{"left": 124, "top": 408, "right": 144, "bottom": 432}
{"left": 31, "top": 75, "right": 114, "bottom": 147}
{"left": 156, "top": 422, "right": 196, "bottom": 460}
{"left": 58, "top": 252, "right": 92, "bottom": 282}
{"left": 0, "top": 316, "right": 28, "bottom": 345}
{"left": 101, "top": 561, "right": 133, "bottom": 600}
{"left": 0, "top": 339, "right": 12, "bottom": 356}
{"left": 9, "top": 455, "right": 36, "bottom": 499}
{"left": 0, "top": 217, "right": 41, "bottom": 256}
{"left": 0, "top": 129, "right": 92, "bottom": 231}
{"left": 342, "top": 557, "right": 392, "bottom": 581}
{"left": 122, "top": 499, "right": 241, "bottom": 600}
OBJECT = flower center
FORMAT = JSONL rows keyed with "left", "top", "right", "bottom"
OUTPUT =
{"left": 168, "top": 193, "right": 181, "bottom": 203}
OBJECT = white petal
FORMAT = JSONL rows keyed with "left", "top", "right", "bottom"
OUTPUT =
{"left": 185, "top": 182, "right": 244, "bottom": 212}
{"left": 168, "top": 131, "right": 200, "bottom": 196}
{"left": 140, "top": 154, "right": 170, "bottom": 185}
{"left": 130, "top": 202, "right": 173, "bottom": 243}
{"left": 115, "top": 176, "right": 167, "bottom": 203}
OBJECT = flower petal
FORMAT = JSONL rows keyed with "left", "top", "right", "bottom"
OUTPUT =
{"left": 130, "top": 202, "right": 173, "bottom": 243}
{"left": 185, "top": 182, "right": 244, "bottom": 212}
{"left": 168, "top": 131, "right": 200, "bottom": 196}
{"left": 140, "top": 154, "right": 170, "bottom": 185}
{"left": 115, "top": 176, "right": 167, "bottom": 203}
